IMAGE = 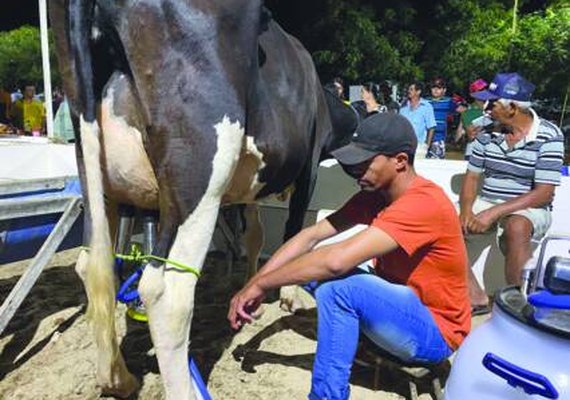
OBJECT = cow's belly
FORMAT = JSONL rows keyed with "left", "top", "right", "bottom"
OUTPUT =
{"left": 99, "top": 83, "right": 159, "bottom": 210}
{"left": 222, "top": 136, "right": 266, "bottom": 204}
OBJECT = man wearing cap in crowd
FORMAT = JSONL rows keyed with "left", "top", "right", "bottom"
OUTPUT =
{"left": 459, "top": 72, "right": 565, "bottom": 314}
{"left": 229, "top": 113, "right": 470, "bottom": 400}
{"left": 455, "top": 78, "right": 489, "bottom": 160}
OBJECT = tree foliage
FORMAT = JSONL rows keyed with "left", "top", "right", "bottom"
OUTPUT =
{"left": 0, "top": 25, "right": 60, "bottom": 90}
{"left": 437, "top": 1, "right": 570, "bottom": 98}
{"left": 268, "top": 0, "right": 569, "bottom": 103}
{"left": 271, "top": 0, "right": 424, "bottom": 85}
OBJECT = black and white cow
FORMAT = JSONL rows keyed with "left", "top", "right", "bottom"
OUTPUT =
{"left": 50, "top": 1, "right": 357, "bottom": 399}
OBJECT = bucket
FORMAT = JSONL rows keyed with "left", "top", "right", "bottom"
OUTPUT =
{"left": 444, "top": 286, "right": 570, "bottom": 399}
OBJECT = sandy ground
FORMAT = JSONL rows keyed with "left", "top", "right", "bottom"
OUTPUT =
{"left": 0, "top": 248, "right": 489, "bottom": 400}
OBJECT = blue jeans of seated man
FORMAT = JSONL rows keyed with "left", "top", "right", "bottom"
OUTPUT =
{"left": 306, "top": 272, "right": 453, "bottom": 400}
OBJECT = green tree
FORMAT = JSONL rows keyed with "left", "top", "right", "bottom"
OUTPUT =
{"left": 510, "top": 6, "right": 570, "bottom": 98}
{"left": 435, "top": 1, "right": 569, "bottom": 99}
{"left": 0, "top": 25, "right": 60, "bottom": 91}
{"left": 304, "top": 0, "right": 423, "bottom": 84}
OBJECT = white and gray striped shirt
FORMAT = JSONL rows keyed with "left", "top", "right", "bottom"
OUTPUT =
{"left": 468, "top": 109, "right": 565, "bottom": 207}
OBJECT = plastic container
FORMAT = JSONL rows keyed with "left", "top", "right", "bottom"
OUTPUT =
{"left": 444, "top": 287, "right": 570, "bottom": 399}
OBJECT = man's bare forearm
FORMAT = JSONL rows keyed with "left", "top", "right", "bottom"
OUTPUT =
{"left": 459, "top": 171, "right": 480, "bottom": 214}
{"left": 426, "top": 128, "right": 434, "bottom": 146}
{"left": 253, "top": 219, "right": 337, "bottom": 282}
{"left": 486, "top": 184, "right": 554, "bottom": 219}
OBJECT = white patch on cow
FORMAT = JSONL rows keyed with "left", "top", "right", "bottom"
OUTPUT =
{"left": 169, "top": 115, "right": 245, "bottom": 271}
{"left": 244, "top": 136, "right": 266, "bottom": 193}
{"left": 100, "top": 83, "right": 159, "bottom": 209}
{"left": 222, "top": 135, "right": 267, "bottom": 203}
{"left": 81, "top": 118, "right": 108, "bottom": 235}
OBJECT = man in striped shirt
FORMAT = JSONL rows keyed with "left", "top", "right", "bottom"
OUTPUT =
{"left": 459, "top": 72, "right": 565, "bottom": 312}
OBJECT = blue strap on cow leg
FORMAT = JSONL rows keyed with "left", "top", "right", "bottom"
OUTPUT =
{"left": 189, "top": 357, "right": 213, "bottom": 400}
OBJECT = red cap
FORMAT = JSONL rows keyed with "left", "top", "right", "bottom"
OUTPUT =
{"left": 469, "top": 79, "right": 488, "bottom": 94}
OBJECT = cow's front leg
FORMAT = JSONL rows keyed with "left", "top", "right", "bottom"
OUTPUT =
{"left": 139, "top": 199, "right": 222, "bottom": 400}
{"left": 138, "top": 259, "right": 199, "bottom": 400}
{"left": 140, "top": 116, "right": 245, "bottom": 400}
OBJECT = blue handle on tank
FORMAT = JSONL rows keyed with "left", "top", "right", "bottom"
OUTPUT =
{"left": 528, "top": 290, "right": 570, "bottom": 310}
{"left": 189, "top": 357, "right": 212, "bottom": 400}
{"left": 116, "top": 267, "right": 144, "bottom": 303}
{"left": 482, "top": 353, "right": 559, "bottom": 399}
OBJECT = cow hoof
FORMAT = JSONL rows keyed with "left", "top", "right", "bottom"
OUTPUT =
{"left": 279, "top": 285, "right": 315, "bottom": 313}
{"left": 100, "top": 374, "right": 139, "bottom": 399}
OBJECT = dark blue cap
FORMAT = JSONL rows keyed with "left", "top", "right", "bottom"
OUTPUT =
{"left": 472, "top": 72, "right": 535, "bottom": 102}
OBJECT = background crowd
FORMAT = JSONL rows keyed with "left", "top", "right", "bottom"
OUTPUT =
{"left": 328, "top": 74, "right": 569, "bottom": 162}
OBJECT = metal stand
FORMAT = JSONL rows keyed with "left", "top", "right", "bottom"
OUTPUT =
{"left": 0, "top": 177, "right": 83, "bottom": 335}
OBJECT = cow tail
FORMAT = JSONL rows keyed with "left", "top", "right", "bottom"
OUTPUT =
{"left": 69, "top": 0, "right": 118, "bottom": 365}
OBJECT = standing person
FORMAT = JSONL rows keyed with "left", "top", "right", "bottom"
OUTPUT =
{"left": 427, "top": 77, "right": 456, "bottom": 159}
{"left": 399, "top": 81, "right": 436, "bottom": 159}
{"left": 11, "top": 84, "right": 46, "bottom": 135}
{"left": 455, "top": 79, "right": 488, "bottom": 160}
{"left": 332, "top": 77, "right": 347, "bottom": 103}
{"left": 229, "top": 113, "right": 470, "bottom": 400}
{"left": 0, "top": 84, "right": 12, "bottom": 124}
{"left": 459, "top": 72, "right": 565, "bottom": 312}
{"left": 361, "top": 82, "right": 387, "bottom": 117}
{"left": 380, "top": 81, "right": 400, "bottom": 114}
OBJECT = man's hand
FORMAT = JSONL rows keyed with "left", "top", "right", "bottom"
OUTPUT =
{"left": 462, "top": 207, "right": 499, "bottom": 234}
{"left": 459, "top": 210, "right": 477, "bottom": 233}
{"left": 465, "top": 124, "right": 482, "bottom": 141}
{"left": 228, "top": 282, "right": 266, "bottom": 330}
{"left": 469, "top": 208, "right": 499, "bottom": 233}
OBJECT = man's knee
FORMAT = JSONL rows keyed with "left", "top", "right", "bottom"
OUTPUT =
{"left": 315, "top": 276, "right": 360, "bottom": 308}
{"left": 315, "top": 280, "right": 340, "bottom": 305}
{"left": 500, "top": 215, "right": 533, "bottom": 252}
{"left": 502, "top": 215, "right": 533, "bottom": 242}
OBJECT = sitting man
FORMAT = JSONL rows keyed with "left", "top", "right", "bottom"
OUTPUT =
{"left": 229, "top": 113, "right": 470, "bottom": 400}
{"left": 459, "top": 72, "right": 565, "bottom": 312}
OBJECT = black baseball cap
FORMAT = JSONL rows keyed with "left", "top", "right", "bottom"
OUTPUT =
{"left": 331, "top": 113, "right": 417, "bottom": 165}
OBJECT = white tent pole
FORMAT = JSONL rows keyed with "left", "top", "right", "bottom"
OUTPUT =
{"left": 39, "top": 0, "right": 54, "bottom": 138}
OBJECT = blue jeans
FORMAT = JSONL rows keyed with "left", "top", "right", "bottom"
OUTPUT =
{"left": 307, "top": 272, "right": 452, "bottom": 400}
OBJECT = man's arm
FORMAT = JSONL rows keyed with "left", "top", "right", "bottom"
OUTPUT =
{"left": 454, "top": 120, "right": 464, "bottom": 143}
{"left": 426, "top": 128, "right": 435, "bottom": 147}
{"left": 459, "top": 170, "right": 480, "bottom": 231}
{"left": 256, "top": 226, "right": 397, "bottom": 290}
{"left": 465, "top": 124, "right": 482, "bottom": 141}
{"left": 425, "top": 102, "right": 437, "bottom": 146}
{"left": 253, "top": 217, "right": 339, "bottom": 280}
{"left": 470, "top": 184, "right": 555, "bottom": 233}
{"left": 228, "top": 226, "right": 398, "bottom": 328}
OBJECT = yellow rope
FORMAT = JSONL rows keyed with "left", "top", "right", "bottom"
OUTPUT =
{"left": 81, "top": 246, "right": 201, "bottom": 277}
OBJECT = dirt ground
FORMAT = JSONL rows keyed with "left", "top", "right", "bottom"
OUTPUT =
{"left": 0, "top": 248, "right": 488, "bottom": 400}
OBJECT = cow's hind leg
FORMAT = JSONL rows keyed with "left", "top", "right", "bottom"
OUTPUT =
{"left": 138, "top": 116, "right": 245, "bottom": 400}
{"left": 243, "top": 203, "right": 264, "bottom": 281}
{"left": 280, "top": 156, "right": 320, "bottom": 313}
{"left": 79, "top": 120, "right": 138, "bottom": 398}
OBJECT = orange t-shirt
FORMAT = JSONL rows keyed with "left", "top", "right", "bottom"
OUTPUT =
{"left": 329, "top": 176, "right": 470, "bottom": 349}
